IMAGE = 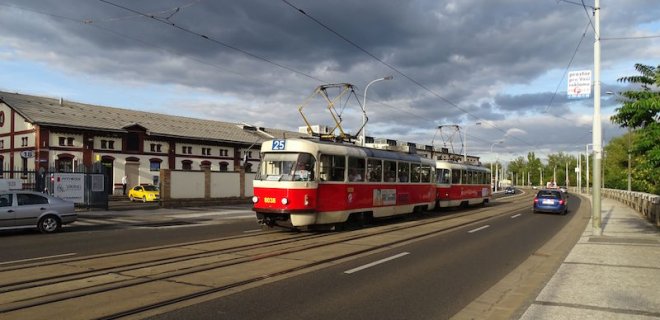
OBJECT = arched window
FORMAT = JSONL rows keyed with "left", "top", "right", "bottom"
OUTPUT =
{"left": 219, "top": 161, "right": 229, "bottom": 172}
{"left": 149, "top": 158, "right": 162, "bottom": 171}
{"left": 181, "top": 160, "right": 192, "bottom": 171}
{"left": 56, "top": 153, "right": 75, "bottom": 172}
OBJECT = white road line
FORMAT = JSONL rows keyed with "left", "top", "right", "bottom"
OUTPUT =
{"left": 468, "top": 225, "right": 490, "bottom": 233}
{"left": 344, "top": 252, "right": 410, "bottom": 274}
{"left": 243, "top": 229, "right": 262, "bottom": 233}
{"left": 0, "top": 253, "right": 77, "bottom": 266}
{"left": 511, "top": 214, "right": 522, "bottom": 219}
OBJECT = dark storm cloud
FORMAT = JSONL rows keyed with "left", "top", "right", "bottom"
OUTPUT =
{"left": 0, "top": 0, "right": 657, "bottom": 158}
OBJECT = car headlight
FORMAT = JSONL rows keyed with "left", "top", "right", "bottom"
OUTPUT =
{"left": 281, "top": 198, "right": 288, "bottom": 205}
{"left": 252, "top": 196, "right": 259, "bottom": 203}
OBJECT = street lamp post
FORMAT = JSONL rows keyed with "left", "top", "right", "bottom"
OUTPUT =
{"left": 464, "top": 122, "right": 482, "bottom": 162}
{"left": 490, "top": 140, "right": 503, "bottom": 192}
{"left": 361, "top": 76, "right": 393, "bottom": 146}
{"left": 586, "top": 143, "right": 592, "bottom": 194}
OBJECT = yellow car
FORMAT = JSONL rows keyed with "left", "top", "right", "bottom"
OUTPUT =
{"left": 128, "top": 185, "right": 160, "bottom": 202}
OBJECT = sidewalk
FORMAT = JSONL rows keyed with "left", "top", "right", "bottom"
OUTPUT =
{"left": 519, "top": 196, "right": 660, "bottom": 319}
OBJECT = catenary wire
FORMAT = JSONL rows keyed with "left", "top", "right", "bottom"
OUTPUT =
{"left": 98, "top": 0, "right": 329, "bottom": 84}
{"left": 279, "top": 0, "right": 536, "bottom": 149}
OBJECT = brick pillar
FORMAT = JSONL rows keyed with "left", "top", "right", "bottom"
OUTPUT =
{"left": 203, "top": 166, "right": 211, "bottom": 199}
{"left": 240, "top": 167, "right": 245, "bottom": 198}
{"left": 160, "top": 169, "right": 171, "bottom": 201}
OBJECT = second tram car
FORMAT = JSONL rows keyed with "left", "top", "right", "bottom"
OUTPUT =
{"left": 435, "top": 161, "right": 492, "bottom": 208}
{"left": 252, "top": 138, "right": 437, "bottom": 229}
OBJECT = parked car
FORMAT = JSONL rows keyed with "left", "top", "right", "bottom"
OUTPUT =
{"left": 0, "top": 190, "right": 76, "bottom": 233}
{"left": 533, "top": 189, "right": 568, "bottom": 214}
{"left": 504, "top": 186, "right": 515, "bottom": 194}
{"left": 128, "top": 185, "right": 160, "bottom": 202}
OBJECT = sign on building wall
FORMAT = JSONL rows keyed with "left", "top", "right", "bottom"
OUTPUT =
{"left": 54, "top": 173, "right": 85, "bottom": 203}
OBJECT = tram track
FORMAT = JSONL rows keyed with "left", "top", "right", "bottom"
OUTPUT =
{"left": 0, "top": 195, "right": 532, "bottom": 320}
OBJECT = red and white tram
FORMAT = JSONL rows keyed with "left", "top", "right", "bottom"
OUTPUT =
{"left": 252, "top": 138, "right": 437, "bottom": 229}
{"left": 435, "top": 161, "right": 492, "bottom": 208}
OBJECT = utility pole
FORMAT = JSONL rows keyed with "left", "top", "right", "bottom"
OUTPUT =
{"left": 592, "top": 0, "right": 602, "bottom": 235}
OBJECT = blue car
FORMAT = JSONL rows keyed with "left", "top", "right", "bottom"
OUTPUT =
{"left": 533, "top": 189, "right": 568, "bottom": 214}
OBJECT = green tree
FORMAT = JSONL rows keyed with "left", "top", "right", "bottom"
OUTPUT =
{"left": 610, "top": 63, "right": 660, "bottom": 194}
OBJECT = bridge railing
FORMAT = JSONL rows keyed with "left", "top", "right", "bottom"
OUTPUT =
{"left": 600, "top": 188, "right": 660, "bottom": 228}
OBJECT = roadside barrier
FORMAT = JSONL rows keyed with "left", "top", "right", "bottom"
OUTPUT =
{"left": 602, "top": 188, "right": 660, "bottom": 228}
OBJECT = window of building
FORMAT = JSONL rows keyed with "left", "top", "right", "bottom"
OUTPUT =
{"left": 58, "top": 157, "right": 73, "bottom": 172}
{"left": 156, "top": 144, "right": 162, "bottom": 152}
{"left": 126, "top": 132, "right": 139, "bottom": 151}
{"left": 108, "top": 140, "right": 114, "bottom": 149}
{"left": 0, "top": 140, "right": 4, "bottom": 149}
{"left": 101, "top": 140, "right": 107, "bottom": 149}
{"left": 21, "top": 137, "right": 28, "bottom": 147}
{"left": 59, "top": 137, "right": 66, "bottom": 146}
{"left": 202, "top": 148, "right": 211, "bottom": 156}
{"left": 219, "top": 161, "right": 229, "bottom": 172}
{"left": 150, "top": 143, "right": 156, "bottom": 152}
{"left": 67, "top": 137, "right": 74, "bottom": 146}
{"left": 150, "top": 159, "right": 161, "bottom": 171}
{"left": 182, "top": 160, "right": 192, "bottom": 170}
{"left": 219, "top": 149, "right": 228, "bottom": 157}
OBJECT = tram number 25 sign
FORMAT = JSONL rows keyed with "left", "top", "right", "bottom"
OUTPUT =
{"left": 272, "top": 139, "right": 286, "bottom": 150}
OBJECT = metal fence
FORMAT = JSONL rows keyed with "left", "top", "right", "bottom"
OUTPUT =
{"left": 1, "top": 164, "right": 109, "bottom": 209}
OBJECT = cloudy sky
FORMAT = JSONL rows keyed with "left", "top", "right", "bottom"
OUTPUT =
{"left": 1, "top": 0, "right": 658, "bottom": 164}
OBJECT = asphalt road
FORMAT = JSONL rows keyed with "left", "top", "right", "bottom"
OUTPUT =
{"left": 0, "top": 207, "right": 258, "bottom": 263}
{"left": 149, "top": 197, "right": 582, "bottom": 320}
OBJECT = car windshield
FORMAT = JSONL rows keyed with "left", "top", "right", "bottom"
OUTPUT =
{"left": 255, "top": 152, "right": 315, "bottom": 182}
{"left": 143, "top": 185, "right": 158, "bottom": 191}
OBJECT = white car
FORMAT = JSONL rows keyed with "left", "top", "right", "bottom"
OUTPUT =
{"left": 0, "top": 191, "right": 76, "bottom": 233}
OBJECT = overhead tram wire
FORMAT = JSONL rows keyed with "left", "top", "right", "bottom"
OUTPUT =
{"left": 279, "top": 0, "right": 536, "bottom": 149}
{"left": 98, "top": 0, "right": 329, "bottom": 84}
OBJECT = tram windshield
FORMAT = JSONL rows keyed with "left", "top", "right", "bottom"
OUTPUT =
{"left": 255, "top": 152, "right": 315, "bottom": 182}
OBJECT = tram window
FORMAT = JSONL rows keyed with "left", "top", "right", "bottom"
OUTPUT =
{"left": 420, "top": 165, "right": 431, "bottom": 183}
{"left": 461, "top": 170, "right": 468, "bottom": 184}
{"left": 410, "top": 164, "right": 421, "bottom": 183}
{"left": 384, "top": 160, "right": 397, "bottom": 182}
{"left": 451, "top": 169, "right": 461, "bottom": 184}
{"left": 257, "top": 153, "right": 298, "bottom": 181}
{"left": 398, "top": 162, "right": 410, "bottom": 183}
{"left": 476, "top": 171, "right": 483, "bottom": 184}
{"left": 437, "top": 169, "right": 450, "bottom": 184}
{"left": 293, "top": 153, "right": 315, "bottom": 181}
{"left": 348, "top": 157, "right": 365, "bottom": 182}
{"left": 320, "top": 154, "right": 345, "bottom": 182}
{"left": 367, "top": 159, "right": 382, "bottom": 182}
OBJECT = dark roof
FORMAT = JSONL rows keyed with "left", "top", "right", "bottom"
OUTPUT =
{"left": 0, "top": 91, "right": 307, "bottom": 144}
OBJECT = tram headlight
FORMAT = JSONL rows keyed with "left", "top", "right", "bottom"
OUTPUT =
{"left": 304, "top": 194, "right": 309, "bottom": 206}
{"left": 281, "top": 198, "right": 289, "bottom": 205}
{"left": 252, "top": 196, "right": 259, "bottom": 203}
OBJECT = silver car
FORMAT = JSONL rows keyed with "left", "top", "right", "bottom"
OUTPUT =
{"left": 0, "top": 191, "right": 76, "bottom": 233}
